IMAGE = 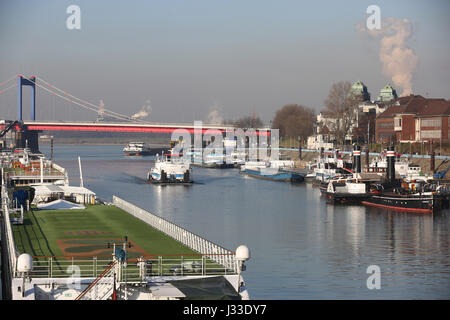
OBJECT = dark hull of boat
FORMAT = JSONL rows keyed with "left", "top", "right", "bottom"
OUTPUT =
{"left": 362, "top": 194, "right": 439, "bottom": 213}
{"left": 125, "top": 147, "right": 169, "bottom": 156}
{"left": 241, "top": 169, "right": 305, "bottom": 183}
{"left": 147, "top": 177, "right": 193, "bottom": 185}
{"left": 202, "top": 163, "right": 236, "bottom": 169}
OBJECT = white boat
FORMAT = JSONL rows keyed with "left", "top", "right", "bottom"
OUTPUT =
{"left": 202, "top": 153, "right": 235, "bottom": 168}
{"left": 123, "top": 142, "right": 152, "bottom": 156}
{"left": 228, "top": 150, "right": 246, "bottom": 167}
{"left": 147, "top": 152, "right": 193, "bottom": 184}
{"left": 308, "top": 150, "right": 352, "bottom": 182}
{"left": 319, "top": 172, "right": 383, "bottom": 203}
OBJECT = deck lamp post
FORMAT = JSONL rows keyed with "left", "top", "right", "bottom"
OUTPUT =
{"left": 17, "top": 253, "right": 33, "bottom": 298}
{"left": 235, "top": 245, "right": 250, "bottom": 294}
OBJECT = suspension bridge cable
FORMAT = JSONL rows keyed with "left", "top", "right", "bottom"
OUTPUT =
{"left": 35, "top": 77, "right": 130, "bottom": 120}
{"left": 19, "top": 75, "right": 134, "bottom": 122}
{"left": 0, "top": 75, "right": 18, "bottom": 87}
{"left": 0, "top": 74, "right": 145, "bottom": 123}
{"left": 0, "top": 83, "right": 17, "bottom": 96}
{"left": 31, "top": 76, "right": 150, "bottom": 123}
{"left": 33, "top": 77, "right": 137, "bottom": 122}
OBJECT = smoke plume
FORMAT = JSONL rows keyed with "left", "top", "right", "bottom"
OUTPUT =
{"left": 206, "top": 102, "right": 223, "bottom": 124}
{"left": 358, "top": 17, "right": 419, "bottom": 96}
{"left": 131, "top": 99, "right": 152, "bottom": 120}
{"left": 207, "top": 110, "right": 223, "bottom": 124}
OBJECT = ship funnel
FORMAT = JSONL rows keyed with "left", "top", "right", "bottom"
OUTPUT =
{"left": 386, "top": 146, "right": 396, "bottom": 183}
{"left": 353, "top": 145, "right": 361, "bottom": 173}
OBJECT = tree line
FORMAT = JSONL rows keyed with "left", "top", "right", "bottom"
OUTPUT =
{"left": 226, "top": 80, "right": 359, "bottom": 146}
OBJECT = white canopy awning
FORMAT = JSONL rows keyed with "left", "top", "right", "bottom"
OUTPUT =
{"left": 37, "top": 199, "right": 86, "bottom": 210}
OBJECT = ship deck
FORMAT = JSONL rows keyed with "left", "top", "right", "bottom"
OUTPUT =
{"left": 12, "top": 205, "right": 197, "bottom": 259}
{"left": 10, "top": 204, "right": 234, "bottom": 279}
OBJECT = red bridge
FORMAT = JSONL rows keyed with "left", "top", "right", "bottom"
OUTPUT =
{"left": 20, "top": 121, "right": 270, "bottom": 135}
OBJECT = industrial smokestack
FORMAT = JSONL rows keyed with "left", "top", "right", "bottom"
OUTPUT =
{"left": 353, "top": 145, "right": 361, "bottom": 173}
{"left": 386, "top": 146, "right": 396, "bottom": 183}
{"left": 430, "top": 144, "right": 435, "bottom": 173}
{"left": 298, "top": 136, "right": 302, "bottom": 159}
{"left": 365, "top": 147, "right": 370, "bottom": 172}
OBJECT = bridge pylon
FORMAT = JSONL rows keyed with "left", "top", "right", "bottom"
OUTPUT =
{"left": 17, "top": 75, "right": 36, "bottom": 121}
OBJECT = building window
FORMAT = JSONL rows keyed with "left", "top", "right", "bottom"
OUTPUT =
{"left": 421, "top": 118, "right": 441, "bottom": 128}
{"left": 378, "top": 132, "right": 395, "bottom": 138}
{"left": 421, "top": 130, "right": 441, "bottom": 139}
{"left": 378, "top": 121, "right": 393, "bottom": 129}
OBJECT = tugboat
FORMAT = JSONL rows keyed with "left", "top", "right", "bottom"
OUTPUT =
{"left": 362, "top": 146, "right": 442, "bottom": 213}
{"left": 320, "top": 146, "right": 378, "bottom": 203}
{"left": 147, "top": 151, "right": 193, "bottom": 184}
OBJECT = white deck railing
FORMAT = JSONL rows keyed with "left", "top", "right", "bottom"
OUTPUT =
{"left": 28, "top": 255, "right": 233, "bottom": 279}
{"left": 1, "top": 168, "right": 19, "bottom": 278}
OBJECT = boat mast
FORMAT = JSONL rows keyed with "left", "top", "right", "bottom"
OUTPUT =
{"left": 78, "top": 156, "right": 84, "bottom": 188}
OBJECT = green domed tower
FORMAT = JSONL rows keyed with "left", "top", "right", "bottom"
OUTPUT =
{"left": 378, "top": 84, "right": 398, "bottom": 102}
{"left": 350, "top": 81, "right": 371, "bottom": 102}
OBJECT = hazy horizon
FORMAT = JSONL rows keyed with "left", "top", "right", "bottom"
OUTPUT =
{"left": 1, "top": 0, "right": 449, "bottom": 124}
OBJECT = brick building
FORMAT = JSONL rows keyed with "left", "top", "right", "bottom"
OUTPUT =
{"left": 375, "top": 95, "right": 450, "bottom": 143}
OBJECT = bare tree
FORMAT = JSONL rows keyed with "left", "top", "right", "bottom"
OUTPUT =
{"left": 272, "top": 104, "right": 315, "bottom": 140}
{"left": 229, "top": 116, "right": 264, "bottom": 129}
{"left": 323, "top": 81, "right": 359, "bottom": 145}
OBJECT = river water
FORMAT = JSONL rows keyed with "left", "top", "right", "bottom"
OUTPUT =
{"left": 40, "top": 144, "right": 450, "bottom": 299}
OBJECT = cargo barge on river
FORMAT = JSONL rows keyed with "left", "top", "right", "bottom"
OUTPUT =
{"left": 240, "top": 160, "right": 305, "bottom": 182}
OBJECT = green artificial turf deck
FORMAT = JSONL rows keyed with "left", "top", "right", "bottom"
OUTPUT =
{"left": 12, "top": 205, "right": 198, "bottom": 259}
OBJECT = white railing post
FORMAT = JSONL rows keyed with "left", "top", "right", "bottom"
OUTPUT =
{"left": 158, "top": 256, "right": 162, "bottom": 276}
